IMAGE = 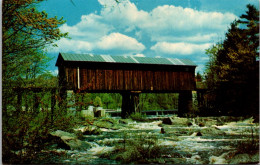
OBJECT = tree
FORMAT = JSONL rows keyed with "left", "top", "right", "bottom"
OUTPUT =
{"left": 195, "top": 72, "right": 203, "bottom": 82}
{"left": 205, "top": 4, "right": 259, "bottom": 116}
{"left": 2, "top": 0, "right": 68, "bottom": 112}
{"left": 3, "top": 0, "right": 68, "bottom": 82}
{"left": 102, "top": 93, "right": 113, "bottom": 108}
{"left": 205, "top": 44, "right": 223, "bottom": 90}
{"left": 94, "top": 96, "right": 103, "bottom": 107}
{"left": 2, "top": 2, "right": 69, "bottom": 162}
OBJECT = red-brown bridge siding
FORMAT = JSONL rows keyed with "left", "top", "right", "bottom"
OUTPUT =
{"left": 65, "top": 68, "right": 195, "bottom": 92}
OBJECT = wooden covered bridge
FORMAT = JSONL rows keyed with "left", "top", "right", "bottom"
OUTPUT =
{"left": 56, "top": 53, "right": 197, "bottom": 118}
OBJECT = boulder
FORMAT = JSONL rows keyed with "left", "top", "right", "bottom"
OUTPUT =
{"left": 119, "top": 119, "right": 132, "bottom": 124}
{"left": 88, "top": 146, "right": 115, "bottom": 156}
{"left": 51, "top": 130, "right": 76, "bottom": 139}
{"left": 200, "top": 126, "right": 226, "bottom": 136}
{"left": 209, "top": 155, "right": 227, "bottom": 164}
{"left": 160, "top": 128, "right": 165, "bottom": 134}
{"left": 162, "top": 117, "right": 174, "bottom": 125}
{"left": 81, "top": 125, "right": 101, "bottom": 135}
{"left": 93, "top": 118, "right": 118, "bottom": 129}
{"left": 195, "top": 118, "right": 217, "bottom": 126}
{"left": 189, "top": 155, "right": 204, "bottom": 164}
{"left": 162, "top": 117, "right": 190, "bottom": 125}
{"left": 198, "top": 123, "right": 205, "bottom": 127}
{"left": 50, "top": 130, "right": 92, "bottom": 150}
{"left": 196, "top": 132, "right": 202, "bottom": 136}
{"left": 173, "top": 117, "right": 189, "bottom": 125}
{"left": 187, "top": 122, "right": 193, "bottom": 127}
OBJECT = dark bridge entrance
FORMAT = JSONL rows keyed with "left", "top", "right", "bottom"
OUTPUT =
{"left": 56, "top": 53, "right": 196, "bottom": 118}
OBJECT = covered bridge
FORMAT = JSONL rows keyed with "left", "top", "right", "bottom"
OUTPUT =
{"left": 56, "top": 53, "right": 197, "bottom": 118}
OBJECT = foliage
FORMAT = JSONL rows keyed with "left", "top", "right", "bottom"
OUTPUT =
{"left": 204, "top": 4, "right": 259, "bottom": 116}
{"left": 102, "top": 93, "right": 113, "bottom": 108}
{"left": 2, "top": 106, "right": 81, "bottom": 164}
{"left": 2, "top": 0, "right": 68, "bottom": 116}
{"left": 129, "top": 112, "right": 147, "bottom": 122}
{"left": 3, "top": 0, "right": 68, "bottom": 81}
{"left": 139, "top": 93, "right": 179, "bottom": 111}
{"left": 93, "top": 96, "right": 103, "bottom": 107}
{"left": 105, "top": 133, "right": 163, "bottom": 164}
{"left": 68, "top": 93, "right": 178, "bottom": 112}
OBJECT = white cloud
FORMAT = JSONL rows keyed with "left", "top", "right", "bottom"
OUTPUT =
{"left": 60, "top": 14, "right": 114, "bottom": 42}
{"left": 142, "top": 5, "right": 237, "bottom": 32}
{"left": 51, "top": 38, "right": 93, "bottom": 53}
{"left": 51, "top": 32, "right": 145, "bottom": 53}
{"left": 97, "top": 32, "right": 145, "bottom": 51}
{"left": 50, "top": 0, "right": 237, "bottom": 70}
{"left": 151, "top": 33, "right": 219, "bottom": 43}
{"left": 133, "top": 53, "right": 145, "bottom": 57}
{"left": 100, "top": 0, "right": 149, "bottom": 29}
{"left": 96, "top": 1, "right": 237, "bottom": 43}
{"left": 151, "top": 42, "right": 212, "bottom": 55}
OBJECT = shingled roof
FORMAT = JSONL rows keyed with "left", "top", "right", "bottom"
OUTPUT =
{"left": 56, "top": 52, "right": 196, "bottom": 66}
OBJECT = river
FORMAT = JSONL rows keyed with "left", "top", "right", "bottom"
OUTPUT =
{"left": 41, "top": 116, "right": 259, "bottom": 164}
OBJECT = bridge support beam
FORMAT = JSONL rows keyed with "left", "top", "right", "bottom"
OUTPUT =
{"left": 121, "top": 92, "right": 140, "bottom": 119}
{"left": 178, "top": 90, "right": 192, "bottom": 117}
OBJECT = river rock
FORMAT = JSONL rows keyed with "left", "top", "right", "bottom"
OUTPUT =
{"left": 93, "top": 118, "right": 118, "bottom": 129}
{"left": 209, "top": 155, "right": 227, "bottom": 164}
{"left": 195, "top": 118, "right": 217, "bottom": 126}
{"left": 189, "top": 155, "right": 204, "bottom": 164}
{"left": 196, "top": 132, "right": 202, "bottom": 136}
{"left": 81, "top": 125, "right": 101, "bottom": 135}
{"left": 162, "top": 117, "right": 189, "bottom": 125}
{"left": 162, "top": 117, "right": 174, "bottom": 125}
{"left": 200, "top": 126, "right": 225, "bottom": 135}
{"left": 50, "top": 130, "right": 92, "bottom": 150}
{"left": 160, "top": 128, "right": 165, "bottom": 134}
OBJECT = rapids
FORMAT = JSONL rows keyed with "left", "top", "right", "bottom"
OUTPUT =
{"left": 48, "top": 116, "right": 259, "bottom": 164}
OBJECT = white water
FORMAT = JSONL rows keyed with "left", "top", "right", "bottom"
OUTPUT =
{"left": 55, "top": 117, "right": 259, "bottom": 164}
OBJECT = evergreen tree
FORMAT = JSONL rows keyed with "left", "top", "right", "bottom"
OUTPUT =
{"left": 205, "top": 4, "right": 259, "bottom": 116}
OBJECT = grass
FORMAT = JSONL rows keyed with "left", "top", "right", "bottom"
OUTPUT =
{"left": 129, "top": 112, "right": 147, "bottom": 122}
{"left": 101, "top": 132, "right": 164, "bottom": 164}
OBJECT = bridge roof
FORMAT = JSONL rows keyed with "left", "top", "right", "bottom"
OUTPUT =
{"left": 56, "top": 52, "right": 196, "bottom": 66}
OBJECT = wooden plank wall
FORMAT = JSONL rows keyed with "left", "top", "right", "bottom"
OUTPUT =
{"left": 65, "top": 68, "right": 195, "bottom": 91}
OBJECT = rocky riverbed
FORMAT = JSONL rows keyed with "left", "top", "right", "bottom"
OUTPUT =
{"left": 33, "top": 116, "right": 259, "bottom": 164}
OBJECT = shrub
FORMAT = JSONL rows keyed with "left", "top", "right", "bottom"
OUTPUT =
{"left": 129, "top": 112, "right": 146, "bottom": 121}
{"left": 2, "top": 108, "right": 82, "bottom": 163}
{"left": 104, "top": 133, "right": 163, "bottom": 164}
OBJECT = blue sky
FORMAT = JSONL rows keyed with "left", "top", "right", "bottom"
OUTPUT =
{"left": 38, "top": 0, "right": 259, "bottom": 75}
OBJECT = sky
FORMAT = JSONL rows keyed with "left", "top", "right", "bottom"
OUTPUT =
{"left": 38, "top": 0, "right": 259, "bottom": 75}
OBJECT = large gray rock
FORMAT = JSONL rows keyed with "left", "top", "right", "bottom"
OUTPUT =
{"left": 162, "top": 117, "right": 189, "bottom": 125}
{"left": 81, "top": 125, "right": 101, "bottom": 135}
{"left": 200, "top": 126, "right": 226, "bottom": 136}
{"left": 195, "top": 118, "right": 217, "bottom": 127}
{"left": 50, "top": 130, "right": 92, "bottom": 150}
